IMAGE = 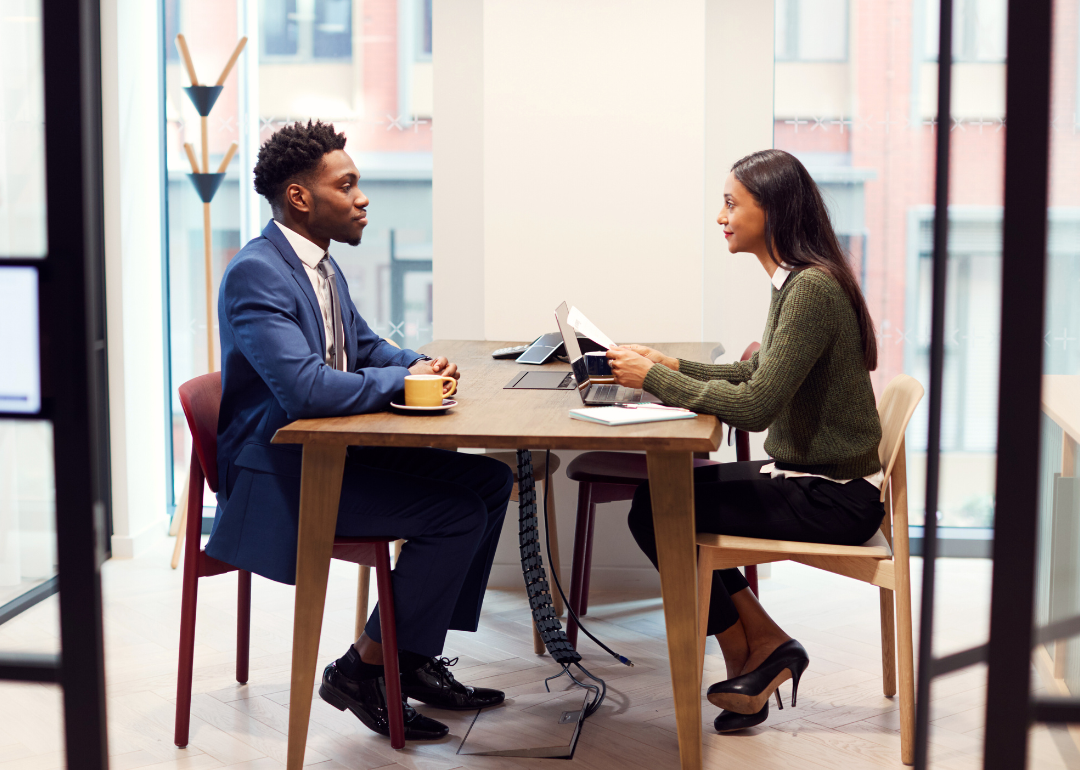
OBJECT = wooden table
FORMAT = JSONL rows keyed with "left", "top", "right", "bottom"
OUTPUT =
{"left": 273, "top": 340, "right": 723, "bottom": 770}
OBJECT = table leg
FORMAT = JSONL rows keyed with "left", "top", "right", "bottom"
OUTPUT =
{"left": 287, "top": 443, "right": 348, "bottom": 770}
{"left": 647, "top": 450, "right": 701, "bottom": 770}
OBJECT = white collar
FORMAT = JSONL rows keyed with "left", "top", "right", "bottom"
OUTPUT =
{"left": 274, "top": 219, "right": 327, "bottom": 270}
{"left": 771, "top": 265, "right": 792, "bottom": 290}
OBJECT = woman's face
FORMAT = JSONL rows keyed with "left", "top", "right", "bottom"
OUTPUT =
{"left": 717, "top": 172, "right": 766, "bottom": 255}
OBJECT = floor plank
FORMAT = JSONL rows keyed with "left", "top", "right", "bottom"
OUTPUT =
{"left": 1, "top": 538, "right": 1069, "bottom": 768}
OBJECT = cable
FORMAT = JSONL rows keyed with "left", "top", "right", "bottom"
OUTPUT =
{"left": 515, "top": 448, "right": 637, "bottom": 722}
{"left": 540, "top": 450, "right": 633, "bottom": 668}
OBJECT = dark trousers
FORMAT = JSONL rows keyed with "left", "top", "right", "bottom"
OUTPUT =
{"left": 333, "top": 447, "right": 513, "bottom": 657}
{"left": 627, "top": 460, "right": 885, "bottom": 635}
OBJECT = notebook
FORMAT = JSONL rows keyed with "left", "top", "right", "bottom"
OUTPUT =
{"left": 569, "top": 406, "right": 697, "bottom": 426}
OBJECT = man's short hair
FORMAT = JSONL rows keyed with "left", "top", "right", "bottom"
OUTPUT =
{"left": 252, "top": 120, "right": 347, "bottom": 206}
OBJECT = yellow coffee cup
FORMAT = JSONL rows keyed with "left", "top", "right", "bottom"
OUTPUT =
{"left": 404, "top": 374, "right": 457, "bottom": 407}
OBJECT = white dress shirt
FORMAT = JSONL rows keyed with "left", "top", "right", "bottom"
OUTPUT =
{"left": 760, "top": 264, "right": 885, "bottom": 490}
{"left": 273, "top": 220, "right": 346, "bottom": 370}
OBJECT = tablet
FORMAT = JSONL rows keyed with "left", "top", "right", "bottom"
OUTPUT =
{"left": 515, "top": 332, "right": 563, "bottom": 364}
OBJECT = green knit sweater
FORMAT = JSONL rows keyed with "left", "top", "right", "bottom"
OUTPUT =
{"left": 642, "top": 267, "right": 882, "bottom": 479}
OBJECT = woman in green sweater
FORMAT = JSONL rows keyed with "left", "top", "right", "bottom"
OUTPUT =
{"left": 606, "top": 149, "right": 885, "bottom": 733}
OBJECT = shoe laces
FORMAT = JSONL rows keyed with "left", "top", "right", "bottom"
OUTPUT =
{"left": 431, "top": 656, "right": 465, "bottom": 689}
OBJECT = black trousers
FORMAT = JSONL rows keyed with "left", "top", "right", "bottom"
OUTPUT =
{"left": 627, "top": 459, "right": 885, "bottom": 635}
{"left": 333, "top": 447, "right": 513, "bottom": 657}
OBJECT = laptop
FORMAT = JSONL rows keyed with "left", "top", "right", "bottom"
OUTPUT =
{"left": 554, "top": 302, "right": 663, "bottom": 406}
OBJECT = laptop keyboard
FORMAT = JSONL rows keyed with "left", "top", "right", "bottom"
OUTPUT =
{"left": 591, "top": 384, "right": 643, "bottom": 402}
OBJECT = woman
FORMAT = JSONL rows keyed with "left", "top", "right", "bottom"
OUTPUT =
{"left": 606, "top": 149, "right": 885, "bottom": 733}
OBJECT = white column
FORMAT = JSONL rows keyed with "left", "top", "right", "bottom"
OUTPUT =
{"left": 432, "top": 0, "right": 486, "bottom": 339}
{"left": 101, "top": 0, "right": 170, "bottom": 558}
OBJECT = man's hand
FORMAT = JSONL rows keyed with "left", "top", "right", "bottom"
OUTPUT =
{"left": 408, "top": 356, "right": 460, "bottom": 394}
{"left": 619, "top": 344, "right": 679, "bottom": 371}
{"left": 606, "top": 347, "right": 655, "bottom": 389}
{"left": 427, "top": 356, "right": 460, "bottom": 381}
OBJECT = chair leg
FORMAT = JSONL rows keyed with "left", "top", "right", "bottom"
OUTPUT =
{"left": 374, "top": 546, "right": 405, "bottom": 750}
{"left": 174, "top": 542, "right": 200, "bottom": 747}
{"left": 745, "top": 564, "right": 759, "bottom": 597}
{"left": 579, "top": 498, "right": 598, "bottom": 616}
{"left": 697, "top": 550, "right": 714, "bottom": 687}
{"left": 894, "top": 556, "right": 916, "bottom": 762}
{"left": 355, "top": 565, "right": 371, "bottom": 641}
{"left": 879, "top": 587, "right": 897, "bottom": 697}
{"left": 237, "top": 571, "right": 251, "bottom": 684}
{"left": 567, "top": 483, "right": 593, "bottom": 649}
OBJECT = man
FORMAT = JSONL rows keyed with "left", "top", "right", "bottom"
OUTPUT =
{"left": 208, "top": 120, "right": 513, "bottom": 741}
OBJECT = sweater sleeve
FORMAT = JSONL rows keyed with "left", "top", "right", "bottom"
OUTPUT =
{"left": 642, "top": 276, "right": 836, "bottom": 431}
{"left": 676, "top": 350, "right": 760, "bottom": 383}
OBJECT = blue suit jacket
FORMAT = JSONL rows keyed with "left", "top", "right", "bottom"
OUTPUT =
{"left": 205, "top": 220, "right": 420, "bottom": 584}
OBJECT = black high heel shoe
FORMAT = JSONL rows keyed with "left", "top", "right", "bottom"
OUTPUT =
{"left": 712, "top": 690, "right": 782, "bottom": 733}
{"left": 706, "top": 639, "right": 809, "bottom": 715}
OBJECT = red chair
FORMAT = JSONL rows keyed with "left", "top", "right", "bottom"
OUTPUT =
{"left": 563, "top": 342, "right": 761, "bottom": 648}
{"left": 174, "top": 372, "right": 406, "bottom": 749}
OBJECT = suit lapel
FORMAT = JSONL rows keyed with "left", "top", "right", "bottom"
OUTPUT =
{"left": 262, "top": 220, "right": 326, "bottom": 357}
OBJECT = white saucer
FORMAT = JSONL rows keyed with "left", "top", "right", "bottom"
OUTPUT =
{"left": 390, "top": 398, "right": 458, "bottom": 413}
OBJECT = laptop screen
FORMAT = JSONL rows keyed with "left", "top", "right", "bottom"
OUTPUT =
{"left": 554, "top": 302, "right": 591, "bottom": 402}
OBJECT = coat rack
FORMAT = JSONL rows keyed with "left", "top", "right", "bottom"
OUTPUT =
{"left": 171, "top": 33, "right": 247, "bottom": 570}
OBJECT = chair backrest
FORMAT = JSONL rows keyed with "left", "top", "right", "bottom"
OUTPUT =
{"left": 177, "top": 372, "right": 223, "bottom": 493}
{"left": 876, "top": 374, "right": 925, "bottom": 501}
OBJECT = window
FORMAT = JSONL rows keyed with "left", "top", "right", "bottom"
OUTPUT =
{"left": 261, "top": 0, "right": 353, "bottom": 61}
{"left": 925, "top": 0, "right": 1007, "bottom": 62}
{"left": 775, "top": 0, "right": 848, "bottom": 62}
{"left": 162, "top": 0, "right": 433, "bottom": 506}
{"left": 775, "top": 0, "right": 1006, "bottom": 528}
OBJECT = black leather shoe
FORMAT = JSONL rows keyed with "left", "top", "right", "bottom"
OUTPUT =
{"left": 707, "top": 639, "right": 809, "bottom": 715}
{"left": 319, "top": 661, "right": 449, "bottom": 740}
{"left": 713, "top": 701, "right": 770, "bottom": 733}
{"left": 401, "top": 656, "right": 505, "bottom": 710}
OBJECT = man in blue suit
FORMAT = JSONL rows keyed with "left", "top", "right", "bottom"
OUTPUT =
{"left": 208, "top": 120, "right": 513, "bottom": 742}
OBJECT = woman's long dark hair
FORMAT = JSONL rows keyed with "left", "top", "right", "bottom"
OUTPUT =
{"left": 732, "top": 149, "right": 878, "bottom": 372}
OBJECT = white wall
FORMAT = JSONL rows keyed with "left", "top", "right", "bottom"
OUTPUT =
{"left": 434, "top": 0, "right": 775, "bottom": 588}
{"left": 101, "top": 0, "right": 170, "bottom": 558}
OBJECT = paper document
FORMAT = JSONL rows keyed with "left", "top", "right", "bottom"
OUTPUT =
{"left": 569, "top": 406, "right": 697, "bottom": 426}
{"left": 566, "top": 306, "right": 617, "bottom": 350}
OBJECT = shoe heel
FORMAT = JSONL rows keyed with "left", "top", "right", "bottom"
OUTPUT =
{"left": 774, "top": 689, "right": 783, "bottom": 711}
{"left": 789, "top": 659, "right": 809, "bottom": 708}
{"left": 319, "top": 684, "right": 348, "bottom": 711}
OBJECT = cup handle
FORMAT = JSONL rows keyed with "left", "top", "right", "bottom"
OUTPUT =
{"left": 441, "top": 376, "right": 457, "bottom": 398}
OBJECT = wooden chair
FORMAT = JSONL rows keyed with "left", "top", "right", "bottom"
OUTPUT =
{"left": 695, "top": 374, "right": 924, "bottom": 765}
{"left": 562, "top": 342, "right": 761, "bottom": 649}
{"left": 174, "top": 373, "right": 407, "bottom": 750}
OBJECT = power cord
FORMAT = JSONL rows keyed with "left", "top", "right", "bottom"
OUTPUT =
{"left": 539, "top": 450, "right": 634, "bottom": 668}
{"left": 515, "top": 449, "right": 633, "bottom": 718}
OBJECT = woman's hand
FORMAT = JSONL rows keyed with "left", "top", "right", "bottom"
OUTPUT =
{"left": 619, "top": 344, "right": 679, "bottom": 371}
{"left": 606, "top": 347, "right": 654, "bottom": 389}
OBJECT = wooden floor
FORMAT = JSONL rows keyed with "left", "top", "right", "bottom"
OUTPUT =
{"left": 0, "top": 539, "right": 1075, "bottom": 770}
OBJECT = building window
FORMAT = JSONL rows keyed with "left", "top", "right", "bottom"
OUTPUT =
{"left": 418, "top": 0, "right": 431, "bottom": 59}
{"left": 775, "top": 0, "right": 848, "bottom": 62}
{"left": 261, "top": 0, "right": 352, "bottom": 62}
{"left": 925, "top": 0, "right": 1007, "bottom": 63}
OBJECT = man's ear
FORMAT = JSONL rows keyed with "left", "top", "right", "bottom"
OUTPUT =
{"left": 284, "top": 181, "right": 312, "bottom": 215}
